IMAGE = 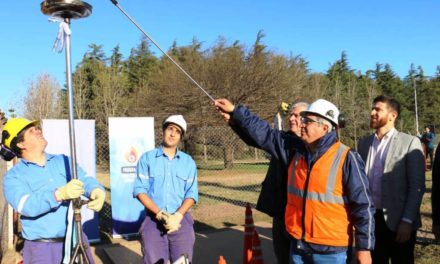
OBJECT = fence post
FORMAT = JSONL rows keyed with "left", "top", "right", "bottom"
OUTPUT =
{"left": 0, "top": 159, "right": 11, "bottom": 259}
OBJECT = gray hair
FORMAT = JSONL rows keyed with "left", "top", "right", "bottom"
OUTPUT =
{"left": 317, "top": 117, "right": 334, "bottom": 133}
{"left": 290, "top": 101, "right": 309, "bottom": 112}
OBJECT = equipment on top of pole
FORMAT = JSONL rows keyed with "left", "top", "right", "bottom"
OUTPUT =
{"left": 40, "top": 1, "right": 92, "bottom": 263}
{"left": 108, "top": 0, "right": 216, "bottom": 102}
{"left": 41, "top": 0, "right": 92, "bottom": 19}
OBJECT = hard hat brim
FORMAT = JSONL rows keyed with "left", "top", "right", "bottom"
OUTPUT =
{"left": 300, "top": 111, "right": 338, "bottom": 126}
{"left": 163, "top": 122, "right": 184, "bottom": 135}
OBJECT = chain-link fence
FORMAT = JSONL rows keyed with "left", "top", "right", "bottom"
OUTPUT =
{"left": 0, "top": 160, "right": 8, "bottom": 260}
{"left": 94, "top": 119, "right": 440, "bottom": 249}
{"left": 95, "top": 123, "right": 272, "bottom": 235}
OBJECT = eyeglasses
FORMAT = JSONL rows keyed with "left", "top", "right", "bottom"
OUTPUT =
{"left": 301, "top": 116, "right": 321, "bottom": 125}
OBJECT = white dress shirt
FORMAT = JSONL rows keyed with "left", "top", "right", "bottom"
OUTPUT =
{"left": 366, "top": 128, "right": 396, "bottom": 209}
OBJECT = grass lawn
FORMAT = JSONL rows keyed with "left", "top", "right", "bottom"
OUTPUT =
{"left": 97, "top": 162, "right": 440, "bottom": 262}
{"left": 415, "top": 170, "right": 440, "bottom": 264}
{"left": 193, "top": 162, "right": 271, "bottom": 229}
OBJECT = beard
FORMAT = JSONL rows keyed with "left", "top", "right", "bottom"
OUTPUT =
{"left": 163, "top": 137, "right": 179, "bottom": 149}
{"left": 370, "top": 116, "right": 387, "bottom": 129}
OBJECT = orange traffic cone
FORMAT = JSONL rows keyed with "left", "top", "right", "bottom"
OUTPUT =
{"left": 218, "top": 255, "right": 227, "bottom": 264}
{"left": 243, "top": 203, "right": 255, "bottom": 264}
{"left": 251, "top": 229, "right": 264, "bottom": 264}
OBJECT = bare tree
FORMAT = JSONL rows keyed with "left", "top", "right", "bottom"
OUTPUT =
{"left": 94, "top": 67, "right": 129, "bottom": 125}
{"left": 72, "top": 69, "right": 90, "bottom": 119}
{"left": 23, "top": 73, "right": 62, "bottom": 120}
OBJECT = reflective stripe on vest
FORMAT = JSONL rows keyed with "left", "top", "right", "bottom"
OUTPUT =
{"left": 288, "top": 143, "right": 348, "bottom": 204}
{"left": 285, "top": 142, "right": 352, "bottom": 247}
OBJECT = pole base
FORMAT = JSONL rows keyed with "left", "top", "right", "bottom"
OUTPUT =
{"left": 41, "top": 0, "right": 92, "bottom": 19}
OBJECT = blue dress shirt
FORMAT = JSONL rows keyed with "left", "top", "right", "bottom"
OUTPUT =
{"left": 133, "top": 146, "right": 198, "bottom": 213}
{"left": 2, "top": 153, "right": 103, "bottom": 240}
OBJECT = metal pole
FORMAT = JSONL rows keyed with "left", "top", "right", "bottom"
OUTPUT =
{"left": 64, "top": 18, "right": 90, "bottom": 264}
{"left": 109, "top": 0, "right": 215, "bottom": 102}
{"left": 413, "top": 77, "right": 419, "bottom": 135}
{"left": 64, "top": 18, "right": 79, "bottom": 181}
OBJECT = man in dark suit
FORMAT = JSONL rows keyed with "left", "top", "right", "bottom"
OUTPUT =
{"left": 256, "top": 102, "right": 308, "bottom": 264}
{"left": 431, "top": 142, "right": 440, "bottom": 240}
{"left": 358, "top": 95, "right": 425, "bottom": 264}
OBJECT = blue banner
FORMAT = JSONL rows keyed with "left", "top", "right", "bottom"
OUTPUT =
{"left": 108, "top": 117, "right": 155, "bottom": 237}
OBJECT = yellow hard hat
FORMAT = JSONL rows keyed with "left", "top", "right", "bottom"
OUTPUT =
{"left": 280, "top": 102, "right": 289, "bottom": 112}
{"left": 1, "top": 118, "right": 39, "bottom": 149}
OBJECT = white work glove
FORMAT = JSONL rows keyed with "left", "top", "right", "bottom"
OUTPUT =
{"left": 87, "top": 188, "right": 106, "bottom": 212}
{"left": 155, "top": 210, "right": 171, "bottom": 222}
{"left": 56, "top": 179, "right": 84, "bottom": 201}
{"left": 164, "top": 212, "right": 183, "bottom": 234}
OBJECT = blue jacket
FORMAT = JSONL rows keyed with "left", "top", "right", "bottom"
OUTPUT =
{"left": 230, "top": 105, "right": 375, "bottom": 251}
{"left": 421, "top": 131, "right": 436, "bottom": 150}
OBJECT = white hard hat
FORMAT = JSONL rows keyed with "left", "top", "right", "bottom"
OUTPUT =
{"left": 301, "top": 99, "right": 339, "bottom": 126}
{"left": 162, "top": 115, "right": 187, "bottom": 134}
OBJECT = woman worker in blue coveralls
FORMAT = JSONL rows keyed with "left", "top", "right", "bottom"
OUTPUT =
{"left": 133, "top": 115, "right": 198, "bottom": 264}
{"left": 1, "top": 118, "right": 106, "bottom": 264}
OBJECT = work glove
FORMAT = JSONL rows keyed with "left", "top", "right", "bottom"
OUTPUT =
{"left": 87, "top": 188, "right": 106, "bottom": 212}
{"left": 155, "top": 210, "right": 171, "bottom": 222}
{"left": 56, "top": 179, "right": 84, "bottom": 201}
{"left": 164, "top": 212, "right": 183, "bottom": 234}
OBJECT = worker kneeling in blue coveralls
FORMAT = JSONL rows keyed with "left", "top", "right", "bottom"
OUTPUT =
{"left": 214, "top": 98, "right": 375, "bottom": 264}
{"left": 0, "top": 118, "right": 106, "bottom": 264}
{"left": 133, "top": 115, "right": 198, "bottom": 264}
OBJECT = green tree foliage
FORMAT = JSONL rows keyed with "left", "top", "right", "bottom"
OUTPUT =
{"left": 126, "top": 37, "right": 158, "bottom": 112}
{"left": 408, "top": 65, "right": 440, "bottom": 134}
{"left": 70, "top": 43, "right": 107, "bottom": 119}
{"left": 110, "top": 45, "right": 123, "bottom": 69}
{"left": 325, "top": 52, "right": 378, "bottom": 147}
{"left": 427, "top": 68, "right": 440, "bottom": 131}
{"left": 370, "top": 63, "right": 413, "bottom": 133}
{"left": 147, "top": 37, "right": 206, "bottom": 118}
{"left": 57, "top": 33, "right": 440, "bottom": 168}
